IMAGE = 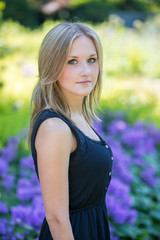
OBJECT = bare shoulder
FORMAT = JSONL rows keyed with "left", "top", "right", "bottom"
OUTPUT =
{"left": 35, "top": 117, "right": 73, "bottom": 151}
{"left": 39, "top": 117, "right": 71, "bottom": 133}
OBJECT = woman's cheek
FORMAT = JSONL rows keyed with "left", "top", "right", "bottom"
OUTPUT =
{"left": 64, "top": 67, "right": 75, "bottom": 78}
{"left": 60, "top": 69, "right": 71, "bottom": 84}
{"left": 93, "top": 66, "right": 99, "bottom": 80}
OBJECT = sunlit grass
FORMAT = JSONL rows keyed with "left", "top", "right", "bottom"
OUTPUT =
{"left": 101, "top": 77, "right": 160, "bottom": 127}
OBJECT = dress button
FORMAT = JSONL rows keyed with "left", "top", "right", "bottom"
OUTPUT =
{"left": 105, "top": 187, "right": 108, "bottom": 191}
{"left": 111, "top": 156, "right": 113, "bottom": 160}
{"left": 109, "top": 172, "right": 111, "bottom": 176}
{"left": 105, "top": 144, "right": 109, "bottom": 148}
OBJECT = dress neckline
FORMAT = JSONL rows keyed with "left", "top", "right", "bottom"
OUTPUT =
{"left": 42, "top": 108, "right": 104, "bottom": 145}
{"left": 74, "top": 124, "right": 103, "bottom": 144}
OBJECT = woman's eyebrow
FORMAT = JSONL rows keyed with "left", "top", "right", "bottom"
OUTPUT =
{"left": 68, "top": 53, "right": 97, "bottom": 58}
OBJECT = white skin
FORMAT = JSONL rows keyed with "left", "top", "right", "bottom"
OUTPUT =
{"left": 35, "top": 35, "right": 100, "bottom": 240}
{"left": 58, "top": 35, "right": 99, "bottom": 118}
{"left": 57, "top": 35, "right": 100, "bottom": 135}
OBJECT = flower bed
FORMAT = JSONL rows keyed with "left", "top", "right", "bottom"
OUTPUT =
{"left": 0, "top": 111, "right": 160, "bottom": 239}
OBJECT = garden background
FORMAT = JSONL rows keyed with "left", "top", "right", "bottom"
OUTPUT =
{"left": 0, "top": 0, "right": 160, "bottom": 239}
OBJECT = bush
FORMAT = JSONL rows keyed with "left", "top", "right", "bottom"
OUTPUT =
{"left": 3, "top": 0, "right": 41, "bottom": 27}
{"left": 69, "top": 1, "right": 115, "bottom": 23}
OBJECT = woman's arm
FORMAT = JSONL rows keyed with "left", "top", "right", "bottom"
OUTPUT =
{"left": 35, "top": 117, "right": 75, "bottom": 240}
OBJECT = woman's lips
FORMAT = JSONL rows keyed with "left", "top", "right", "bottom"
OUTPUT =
{"left": 77, "top": 81, "right": 91, "bottom": 84}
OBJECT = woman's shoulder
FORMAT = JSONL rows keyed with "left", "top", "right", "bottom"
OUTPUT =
{"left": 37, "top": 116, "right": 72, "bottom": 135}
{"left": 35, "top": 106, "right": 72, "bottom": 134}
{"left": 35, "top": 112, "right": 74, "bottom": 151}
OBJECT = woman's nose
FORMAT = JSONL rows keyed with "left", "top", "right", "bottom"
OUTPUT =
{"left": 80, "top": 63, "right": 91, "bottom": 77}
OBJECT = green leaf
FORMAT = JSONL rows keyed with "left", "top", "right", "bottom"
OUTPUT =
{"left": 23, "top": 224, "right": 34, "bottom": 231}
{"left": 150, "top": 210, "right": 160, "bottom": 221}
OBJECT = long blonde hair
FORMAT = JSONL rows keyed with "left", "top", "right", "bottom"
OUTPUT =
{"left": 28, "top": 22, "right": 103, "bottom": 148}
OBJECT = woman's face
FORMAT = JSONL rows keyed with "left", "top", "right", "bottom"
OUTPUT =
{"left": 58, "top": 35, "right": 99, "bottom": 100}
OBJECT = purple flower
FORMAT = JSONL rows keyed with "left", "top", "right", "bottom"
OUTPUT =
{"left": 134, "top": 157, "right": 145, "bottom": 167}
{"left": 30, "top": 208, "right": 45, "bottom": 229}
{"left": 7, "top": 136, "right": 20, "bottom": 146}
{"left": 0, "top": 221, "right": 6, "bottom": 234}
{"left": 107, "top": 120, "right": 128, "bottom": 135}
{"left": 127, "top": 209, "right": 138, "bottom": 224}
{"left": 0, "top": 158, "right": 9, "bottom": 177}
{"left": 29, "top": 196, "right": 45, "bottom": 229}
{"left": 0, "top": 136, "right": 20, "bottom": 163}
{"left": 0, "top": 201, "right": 8, "bottom": 214}
{"left": 0, "top": 218, "right": 11, "bottom": 234}
{"left": 2, "top": 173, "right": 15, "bottom": 190}
{"left": 32, "top": 195, "right": 44, "bottom": 213}
{"left": 31, "top": 172, "right": 39, "bottom": 185}
{"left": 17, "top": 178, "right": 32, "bottom": 188}
{"left": 1, "top": 146, "right": 16, "bottom": 163}
{"left": 93, "top": 120, "right": 103, "bottom": 137}
{"left": 145, "top": 138, "right": 156, "bottom": 154}
{"left": 148, "top": 124, "right": 160, "bottom": 145}
{"left": 122, "top": 127, "right": 147, "bottom": 148}
{"left": 108, "top": 141, "right": 132, "bottom": 183}
{"left": 15, "top": 233, "right": 24, "bottom": 240}
{"left": 107, "top": 178, "right": 137, "bottom": 224}
{"left": 134, "top": 138, "right": 156, "bottom": 156}
{"left": 108, "top": 178, "right": 130, "bottom": 197}
{"left": 110, "top": 224, "right": 119, "bottom": 240}
{"left": 111, "top": 236, "right": 119, "bottom": 240}
{"left": 133, "top": 121, "right": 145, "bottom": 130}
{"left": 11, "top": 205, "right": 32, "bottom": 225}
{"left": 141, "top": 166, "right": 158, "bottom": 187}
{"left": 114, "top": 208, "right": 129, "bottom": 224}
{"left": 2, "top": 237, "right": 13, "bottom": 240}
{"left": 107, "top": 194, "right": 136, "bottom": 224}
{"left": 20, "top": 155, "right": 35, "bottom": 170}
{"left": 19, "top": 170, "right": 30, "bottom": 178}
{"left": 17, "top": 178, "right": 35, "bottom": 201}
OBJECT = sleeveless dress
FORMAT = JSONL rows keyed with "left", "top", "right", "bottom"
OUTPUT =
{"left": 31, "top": 108, "right": 113, "bottom": 240}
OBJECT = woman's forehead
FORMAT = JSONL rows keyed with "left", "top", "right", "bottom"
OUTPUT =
{"left": 69, "top": 36, "right": 97, "bottom": 56}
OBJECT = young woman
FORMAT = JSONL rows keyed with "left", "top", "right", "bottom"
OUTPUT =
{"left": 28, "top": 22, "right": 113, "bottom": 240}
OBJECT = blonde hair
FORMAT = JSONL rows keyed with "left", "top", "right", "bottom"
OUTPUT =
{"left": 28, "top": 22, "right": 103, "bottom": 148}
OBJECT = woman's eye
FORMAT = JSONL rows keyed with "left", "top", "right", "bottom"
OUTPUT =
{"left": 68, "top": 59, "right": 77, "bottom": 64}
{"left": 88, "top": 58, "right": 96, "bottom": 63}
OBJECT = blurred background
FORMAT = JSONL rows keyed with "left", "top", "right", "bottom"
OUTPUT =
{"left": 0, "top": 0, "right": 160, "bottom": 239}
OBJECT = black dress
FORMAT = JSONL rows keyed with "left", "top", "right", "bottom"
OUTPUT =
{"left": 31, "top": 109, "right": 113, "bottom": 240}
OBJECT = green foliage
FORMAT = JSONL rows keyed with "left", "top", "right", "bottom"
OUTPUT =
{"left": 69, "top": 1, "right": 115, "bottom": 22}
{"left": 0, "top": 101, "right": 30, "bottom": 148}
{"left": 3, "top": 0, "right": 40, "bottom": 27}
{"left": 114, "top": 0, "right": 146, "bottom": 11}
{"left": 131, "top": 154, "right": 160, "bottom": 239}
{"left": 2, "top": 0, "right": 160, "bottom": 27}
{"left": 69, "top": 0, "right": 160, "bottom": 24}
{"left": 70, "top": 0, "right": 160, "bottom": 11}
{"left": 0, "top": 1, "right": 5, "bottom": 22}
